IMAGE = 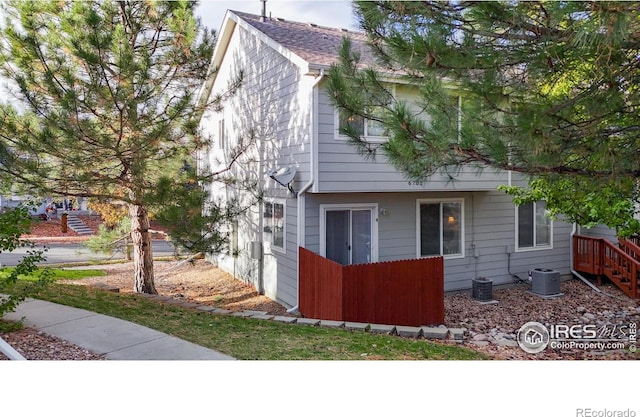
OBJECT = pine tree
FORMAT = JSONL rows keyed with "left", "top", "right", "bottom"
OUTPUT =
{"left": 0, "top": 0, "right": 237, "bottom": 292}
{"left": 328, "top": 1, "right": 640, "bottom": 234}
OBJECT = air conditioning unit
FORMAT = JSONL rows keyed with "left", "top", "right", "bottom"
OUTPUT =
{"left": 472, "top": 277, "right": 493, "bottom": 302}
{"left": 530, "top": 268, "right": 561, "bottom": 296}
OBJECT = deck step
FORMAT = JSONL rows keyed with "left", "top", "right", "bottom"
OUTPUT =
{"left": 574, "top": 235, "right": 640, "bottom": 300}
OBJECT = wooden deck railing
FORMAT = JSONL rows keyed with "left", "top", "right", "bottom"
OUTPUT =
{"left": 618, "top": 238, "right": 640, "bottom": 263}
{"left": 573, "top": 235, "right": 639, "bottom": 299}
{"left": 299, "top": 247, "right": 444, "bottom": 326}
{"left": 573, "top": 235, "right": 603, "bottom": 276}
{"left": 626, "top": 235, "right": 640, "bottom": 247}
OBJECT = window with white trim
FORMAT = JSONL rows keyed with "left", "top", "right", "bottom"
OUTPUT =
{"left": 263, "top": 200, "right": 285, "bottom": 251}
{"left": 335, "top": 86, "right": 394, "bottom": 141}
{"left": 417, "top": 199, "right": 464, "bottom": 258}
{"left": 517, "top": 201, "right": 552, "bottom": 250}
{"left": 337, "top": 107, "right": 389, "bottom": 140}
{"left": 320, "top": 203, "right": 378, "bottom": 265}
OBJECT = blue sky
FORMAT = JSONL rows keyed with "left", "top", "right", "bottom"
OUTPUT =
{"left": 194, "top": 0, "right": 357, "bottom": 33}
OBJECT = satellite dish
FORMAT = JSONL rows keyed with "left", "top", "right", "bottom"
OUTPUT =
{"left": 269, "top": 166, "right": 296, "bottom": 186}
{"left": 268, "top": 166, "right": 297, "bottom": 195}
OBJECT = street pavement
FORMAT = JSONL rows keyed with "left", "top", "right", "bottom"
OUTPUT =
{"left": 0, "top": 240, "right": 176, "bottom": 266}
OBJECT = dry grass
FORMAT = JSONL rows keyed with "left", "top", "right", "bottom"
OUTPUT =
{"left": 64, "top": 260, "right": 292, "bottom": 316}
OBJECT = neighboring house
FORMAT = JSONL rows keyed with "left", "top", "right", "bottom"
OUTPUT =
{"left": 197, "top": 10, "right": 574, "bottom": 310}
{"left": 0, "top": 194, "right": 47, "bottom": 215}
{"left": 0, "top": 194, "right": 89, "bottom": 216}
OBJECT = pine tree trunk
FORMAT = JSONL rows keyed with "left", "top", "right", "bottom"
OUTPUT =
{"left": 129, "top": 203, "right": 157, "bottom": 294}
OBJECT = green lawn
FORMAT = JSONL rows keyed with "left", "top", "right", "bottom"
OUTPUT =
{"left": 0, "top": 267, "right": 104, "bottom": 282}
{"left": 4, "top": 282, "right": 487, "bottom": 360}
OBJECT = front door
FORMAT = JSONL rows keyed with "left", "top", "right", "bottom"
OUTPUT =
{"left": 322, "top": 206, "right": 376, "bottom": 265}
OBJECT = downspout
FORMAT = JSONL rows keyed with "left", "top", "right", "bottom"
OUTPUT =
{"left": 287, "top": 69, "right": 324, "bottom": 314}
{"left": 257, "top": 136, "right": 265, "bottom": 294}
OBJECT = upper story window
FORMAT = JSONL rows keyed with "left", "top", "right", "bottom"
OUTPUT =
{"left": 335, "top": 85, "right": 394, "bottom": 142}
{"left": 416, "top": 198, "right": 464, "bottom": 258}
{"left": 516, "top": 200, "right": 552, "bottom": 251}
{"left": 337, "top": 107, "right": 389, "bottom": 140}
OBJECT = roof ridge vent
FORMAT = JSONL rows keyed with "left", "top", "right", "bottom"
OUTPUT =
{"left": 276, "top": 17, "right": 285, "bottom": 22}
{"left": 340, "top": 28, "right": 349, "bottom": 32}
{"left": 308, "top": 22, "right": 317, "bottom": 27}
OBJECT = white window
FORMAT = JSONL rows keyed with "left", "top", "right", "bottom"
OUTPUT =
{"left": 416, "top": 199, "right": 464, "bottom": 258}
{"left": 264, "top": 200, "right": 285, "bottom": 252}
{"left": 335, "top": 86, "right": 394, "bottom": 142}
{"left": 337, "top": 108, "right": 388, "bottom": 140}
{"left": 516, "top": 201, "right": 552, "bottom": 251}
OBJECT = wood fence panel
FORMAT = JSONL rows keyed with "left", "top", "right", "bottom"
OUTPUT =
{"left": 298, "top": 247, "right": 343, "bottom": 321}
{"left": 341, "top": 262, "right": 376, "bottom": 323}
{"left": 344, "top": 258, "right": 444, "bottom": 326}
{"left": 300, "top": 248, "right": 444, "bottom": 326}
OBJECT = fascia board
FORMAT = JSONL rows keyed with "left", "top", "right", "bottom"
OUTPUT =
{"left": 197, "top": 11, "right": 312, "bottom": 110}
{"left": 196, "top": 10, "right": 237, "bottom": 112}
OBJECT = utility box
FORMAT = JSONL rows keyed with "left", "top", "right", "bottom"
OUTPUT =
{"left": 249, "top": 241, "right": 263, "bottom": 259}
{"left": 530, "top": 268, "right": 561, "bottom": 296}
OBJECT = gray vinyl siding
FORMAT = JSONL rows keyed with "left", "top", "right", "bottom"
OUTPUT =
{"left": 273, "top": 197, "right": 301, "bottom": 307}
{"left": 315, "top": 82, "right": 510, "bottom": 193}
{"left": 203, "top": 20, "right": 576, "bottom": 309}
{"left": 580, "top": 224, "right": 618, "bottom": 242}
{"left": 201, "top": 24, "right": 312, "bottom": 307}
{"left": 304, "top": 190, "right": 572, "bottom": 292}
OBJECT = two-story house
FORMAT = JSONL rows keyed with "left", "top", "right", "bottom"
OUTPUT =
{"left": 197, "top": 10, "right": 574, "bottom": 312}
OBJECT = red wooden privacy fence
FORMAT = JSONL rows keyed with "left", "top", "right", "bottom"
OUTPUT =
{"left": 298, "top": 247, "right": 444, "bottom": 326}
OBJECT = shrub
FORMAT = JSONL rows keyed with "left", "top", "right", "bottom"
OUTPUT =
{"left": 84, "top": 216, "right": 131, "bottom": 256}
{"left": 0, "top": 206, "right": 49, "bottom": 318}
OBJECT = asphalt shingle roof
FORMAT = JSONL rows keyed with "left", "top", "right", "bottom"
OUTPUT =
{"left": 231, "top": 10, "right": 376, "bottom": 69}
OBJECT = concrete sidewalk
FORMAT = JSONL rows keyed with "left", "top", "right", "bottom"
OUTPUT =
{"left": 4, "top": 299, "right": 234, "bottom": 360}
